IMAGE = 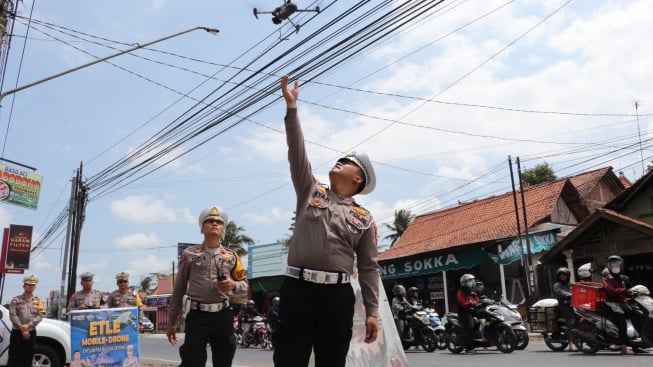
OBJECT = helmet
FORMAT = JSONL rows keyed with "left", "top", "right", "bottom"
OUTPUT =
{"left": 475, "top": 281, "right": 485, "bottom": 293}
{"left": 247, "top": 300, "right": 255, "bottom": 307}
{"left": 556, "top": 267, "right": 571, "bottom": 277}
{"left": 407, "top": 287, "right": 419, "bottom": 299}
{"left": 606, "top": 255, "right": 624, "bottom": 276}
{"left": 271, "top": 297, "right": 280, "bottom": 307}
{"left": 460, "top": 274, "right": 476, "bottom": 289}
{"left": 577, "top": 262, "right": 593, "bottom": 279}
{"left": 392, "top": 285, "right": 406, "bottom": 298}
{"left": 601, "top": 267, "right": 609, "bottom": 277}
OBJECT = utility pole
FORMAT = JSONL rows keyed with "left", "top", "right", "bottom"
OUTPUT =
{"left": 516, "top": 157, "right": 536, "bottom": 298}
{"left": 508, "top": 156, "right": 531, "bottom": 301}
{"left": 65, "top": 162, "right": 87, "bottom": 304}
{"left": 58, "top": 173, "right": 77, "bottom": 319}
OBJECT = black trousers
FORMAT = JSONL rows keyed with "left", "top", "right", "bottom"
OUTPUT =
{"left": 273, "top": 276, "right": 355, "bottom": 367}
{"left": 605, "top": 306, "right": 628, "bottom": 345}
{"left": 179, "top": 308, "right": 236, "bottom": 367}
{"left": 8, "top": 329, "right": 35, "bottom": 367}
{"left": 458, "top": 311, "right": 476, "bottom": 351}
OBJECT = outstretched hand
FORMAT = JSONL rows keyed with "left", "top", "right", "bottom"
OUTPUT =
{"left": 281, "top": 75, "right": 298, "bottom": 108}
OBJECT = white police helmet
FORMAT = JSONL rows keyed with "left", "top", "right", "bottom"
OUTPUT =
{"left": 198, "top": 206, "right": 228, "bottom": 228}
{"left": 338, "top": 151, "right": 376, "bottom": 195}
{"left": 578, "top": 262, "right": 593, "bottom": 279}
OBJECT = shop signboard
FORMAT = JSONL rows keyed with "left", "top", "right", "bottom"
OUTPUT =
{"left": 380, "top": 248, "right": 488, "bottom": 279}
{"left": 488, "top": 231, "right": 557, "bottom": 265}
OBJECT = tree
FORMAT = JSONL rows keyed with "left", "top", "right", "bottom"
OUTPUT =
{"left": 222, "top": 221, "right": 254, "bottom": 257}
{"left": 140, "top": 275, "right": 155, "bottom": 295}
{"left": 521, "top": 162, "right": 556, "bottom": 186}
{"left": 383, "top": 209, "right": 415, "bottom": 247}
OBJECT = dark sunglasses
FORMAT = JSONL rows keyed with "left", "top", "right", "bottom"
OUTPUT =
{"left": 118, "top": 279, "right": 129, "bottom": 283}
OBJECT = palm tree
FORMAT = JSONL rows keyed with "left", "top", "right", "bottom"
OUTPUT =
{"left": 383, "top": 209, "right": 415, "bottom": 247}
{"left": 222, "top": 221, "right": 254, "bottom": 257}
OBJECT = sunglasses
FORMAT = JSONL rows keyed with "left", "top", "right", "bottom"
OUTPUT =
{"left": 118, "top": 280, "right": 129, "bottom": 283}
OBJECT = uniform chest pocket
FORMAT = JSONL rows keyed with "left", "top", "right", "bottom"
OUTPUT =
{"left": 306, "top": 198, "right": 328, "bottom": 221}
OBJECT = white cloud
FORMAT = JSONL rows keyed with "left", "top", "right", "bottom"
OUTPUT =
{"left": 243, "top": 207, "right": 293, "bottom": 225}
{"left": 110, "top": 195, "right": 177, "bottom": 223}
{"left": 115, "top": 232, "right": 161, "bottom": 248}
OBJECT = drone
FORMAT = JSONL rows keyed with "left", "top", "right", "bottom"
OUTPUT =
{"left": 253, "top": 1, "right": 321, "bottom": 33}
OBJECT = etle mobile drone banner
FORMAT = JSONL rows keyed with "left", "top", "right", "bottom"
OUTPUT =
{"left": 70, "top": 307, "right": 140, "bottom": 367}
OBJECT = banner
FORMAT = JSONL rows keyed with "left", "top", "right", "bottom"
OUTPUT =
{"left": 0, "top": 163, "right": 43, "bottom": 210}
{"left": 380, "top": 248, "right": 488, "bottom": 279}
{"left": 309, "top": 277, "right": 408, "bottom": 367}
{"left": 1, "top": 224, "right": 33, "bottom": 272}
{"left": 70, "top": 307, "right": 140, "bottom": 367}
{"left": 488, "top": 231, "right": 557, "bottom": 265}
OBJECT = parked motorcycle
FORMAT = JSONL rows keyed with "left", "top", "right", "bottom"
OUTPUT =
{"left": 233, "top": 315, "right": 242, "bottom": 345}
{"left": 571, "top": 284, "right": 653, "bottom": 354}
{"left": 425, "top": 307, "right": 447, "bottom": 350}
{"left": 443, "top": 298, "right": 518, "bottom": 353}
{"left": 241, "top": 315, "right": 270, "bottom": 348}
{"left": 529, "top": 298, "right": 571, "bottom": 351}
{"left": 398, "top": 305, "right": 438, "bottom": 352}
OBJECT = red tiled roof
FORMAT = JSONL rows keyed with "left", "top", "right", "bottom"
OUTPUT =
{"left": 379, "top": 168, "right": 615, "bottom": 261}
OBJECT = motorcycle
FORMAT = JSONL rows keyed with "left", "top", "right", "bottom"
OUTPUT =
{"left": 241, "top": 315, "right": 270, "bottom": 348}
{"left": 495, "top": 298, "right": 529, "bottom": 350}
{"left": 571, "top": 284, "right": 653, "bottom": 354}
{"left": 443, "top": 298, "right": 518, "bottom": 353}
{"left": 233, "top": 315, "right": 242, "bottom": 345}
{"left": 529, "top": 298, "right": 571, "bottom": 351}
{"left": 424, "top": 307, "right": 447, "bottom": 350}
{"left": 397, "top": 305, "right": 438, "bottom": 352}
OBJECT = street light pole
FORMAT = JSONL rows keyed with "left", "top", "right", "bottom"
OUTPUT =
{"left": 0, "top": 26, "right": 219, "bottom": 101}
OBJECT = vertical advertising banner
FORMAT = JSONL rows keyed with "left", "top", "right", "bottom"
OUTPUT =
{"left": 0, "top": 163, "right": 43, "bottom": 210}
{"left": 1, "top": 224, "right": 33, "bottom": 273}
{"left": 70, "top": 307, "right": 140, "bottom": 367}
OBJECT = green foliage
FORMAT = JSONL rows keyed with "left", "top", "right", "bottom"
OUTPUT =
{"left": 521, "top": 162, "right": 556, "bottom": 186}
{"left": 383, "top": 209, "right": 415, "bottom": 247}
{"left": 222, "top": 221, "right": 254, "bottom": 257}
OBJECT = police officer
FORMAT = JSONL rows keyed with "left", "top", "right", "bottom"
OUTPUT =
{"left": 166, "top": 206, "right": 249, "bottom": 367}
{"left": 109, "top": 272, "right": 143, "bottom": 327}
{"left": 122, "top": 344, "right": 139, "bottom": 367}
{"left": 8, "top": 274, "right": 44, "bottom": 367}
{"left": 68, "top": 272, "right": 105, "bottom": 311}
{"left": 275, "top": 75, "right": 380, "bottom": 367}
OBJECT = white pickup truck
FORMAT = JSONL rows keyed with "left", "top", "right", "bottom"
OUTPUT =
{"left": 0, "top": 304, "right": 71, "bottom": 367}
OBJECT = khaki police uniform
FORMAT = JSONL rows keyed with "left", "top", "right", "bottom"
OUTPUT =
{"left": 8, "top": 275, "right": 44, "bottom": 367}
{"left": 273, "top": 108, "right": 380, "bottom": 367}
{"left": 68, "top": 272, "right": 105, "bottom": 311}
{"left": 109, "top": 272, "right": 144, "bottom": 329}
{"left": 168, "top": 240, "right": 248, "bottom": 367}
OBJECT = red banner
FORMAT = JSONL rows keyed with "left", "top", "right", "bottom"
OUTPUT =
{"left": 1, "top": 225, "right": 33, "bottom": 273}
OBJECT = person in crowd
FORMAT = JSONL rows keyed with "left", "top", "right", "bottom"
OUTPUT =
{"left": 238, "top": 299, "right": 262, "bottom": 336}
{"left": 166, "top": 206, "right": 249, "bottom": 367}
{"left": 273, "top": 75, "right": 380, "bottom": 367}
{"left": 406, "top": 287, "right": 422, "bottom": 308}
{"left": 456, "top": 274, "right": 481, "bottom": 354}
{"left": 108, "top": 272, "right": 144, "bottom": 326}
{"left": 391, "top": 285, "right": 412, "bottom": 341}
{"left": 553, "top": 267, "right": 577, "bottom": 351}
{"left": 577, "top": 262, "right": 595, "bottom": 282}
{"left": 267, "top": 296, "right": 281, "bottom": 340}
{"left": 8, "top": 275, "right": 44, "bottom": 367}
{"left": 602, "top": 255, "right": 646, "bottom": 354}
{"left": 68, "top": 272, "right": 105, "bottom": 311}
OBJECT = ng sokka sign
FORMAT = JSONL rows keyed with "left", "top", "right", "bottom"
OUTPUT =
{"left": 380, "top": 248, "right": 488, "bottom": 279}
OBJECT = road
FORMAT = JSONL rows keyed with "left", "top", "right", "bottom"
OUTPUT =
{"left": 139, "top": 333, "right": 652, "bottom": 367}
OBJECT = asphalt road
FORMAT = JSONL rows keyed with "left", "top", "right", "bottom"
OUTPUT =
{"left": 139, "top": 333, "right": 653, "bottom": 367}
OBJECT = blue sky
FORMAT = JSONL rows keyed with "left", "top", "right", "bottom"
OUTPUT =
{"left": 0, "top": 0, "right": 651, "bottom": 303}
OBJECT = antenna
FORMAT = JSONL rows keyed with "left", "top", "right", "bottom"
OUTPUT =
{"left": 635, "top": 101, "right": 644, "bottom": 176}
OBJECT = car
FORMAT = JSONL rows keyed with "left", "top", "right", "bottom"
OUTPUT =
{"left": 140, "top": 315, "right": 155, "bottom": 333}
{"left": 0, "top": 305, "right": 71, "bottom": 367}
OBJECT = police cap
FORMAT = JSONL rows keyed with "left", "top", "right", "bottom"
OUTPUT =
{"left": 116, "top": 272, "right": 129, "bottom": 281}
{"left": 80, "top": 272, "right": 95, "bottom": 281}
{"left": 23, "top": 274, "right": 38, "bottom": 285}
{"left": 198, "top": 206, "right": 228, "bottom": 228}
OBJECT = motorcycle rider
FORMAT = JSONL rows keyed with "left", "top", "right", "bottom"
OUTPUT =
{"left": 456, "top": 274, "right": 481, "bottom": 354}
{"left": 239, "top": 300, "right": 262, "bottom": 336}
{"left": 391, "top": 285, "right": 412, "bottom": 341}
{"left": 602, "top": 255, "right": 646, "bottom": 354}
{"left": 407, "top": 287, "right": 422, "bottom": 308}
{"left": 577, "top": 262, "right": 595, "bottom": 282}
{"left": 267, "top": 297, "right": 281, "bottom": 342}
{"left": 553, "top": 267, "right": 576, "bottom": 351}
